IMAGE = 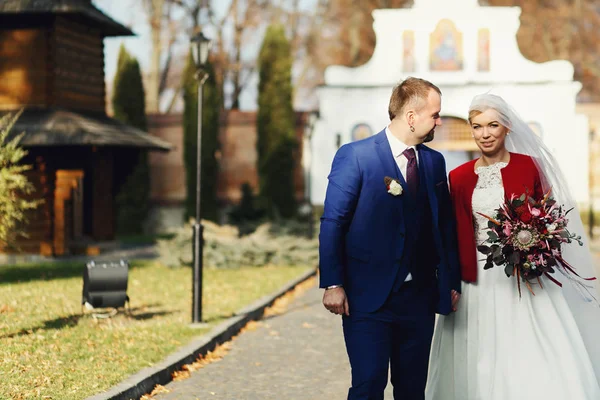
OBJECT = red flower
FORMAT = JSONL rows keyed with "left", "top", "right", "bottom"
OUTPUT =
{"left": 515, "top": 204, "right": 528, "bottom": 216}
{"left": 520, "top": 211, "right": 533, "bottom": 223}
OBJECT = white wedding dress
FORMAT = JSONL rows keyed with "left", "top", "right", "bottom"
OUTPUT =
{"left": 425, "top": 162, "right": 600, "bottom": 400}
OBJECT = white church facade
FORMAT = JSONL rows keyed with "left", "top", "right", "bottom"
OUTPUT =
{"left": 309, "top": 0, "right": 590, "bottom": 206}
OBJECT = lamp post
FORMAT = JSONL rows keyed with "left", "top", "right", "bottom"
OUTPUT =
{"left": 190, "top": 31, "right": 212, "bottom": 324}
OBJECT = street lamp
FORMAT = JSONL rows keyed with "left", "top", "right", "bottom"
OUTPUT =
{"left": 190, "top": 31, "right": 212, "bottom": 324}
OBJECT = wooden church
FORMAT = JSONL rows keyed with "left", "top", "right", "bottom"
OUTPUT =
{"left": 0, "top": 0, "right": 171, "bottom": 256}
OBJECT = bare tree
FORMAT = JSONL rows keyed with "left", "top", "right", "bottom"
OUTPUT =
{"left": 143, "top": 0, "right": 165, "bottom": 113}
{"left": 165, "top": 0, "right": 263, "bottom": 109}
{"left": 488, "top": 0, "right": 600, "bottom": 101}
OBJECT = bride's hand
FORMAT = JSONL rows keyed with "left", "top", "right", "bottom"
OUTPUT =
{"left": 451, "top": 290, "right": 461, "bottom": 312}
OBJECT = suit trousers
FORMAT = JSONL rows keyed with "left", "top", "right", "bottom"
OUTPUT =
{"left": 342, "top": 281, "right": 436, "bottom": 400}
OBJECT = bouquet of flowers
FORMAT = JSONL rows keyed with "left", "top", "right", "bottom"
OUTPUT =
{"left": 477, "top": 189, "right": 596, "bottom": 297}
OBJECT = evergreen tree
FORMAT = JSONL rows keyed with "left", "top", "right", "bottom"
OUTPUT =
{"left": 257, "top": 24, "right": 297, "bottom": 218}
{"left": 112, "top": 44, "right": 151, "bottom": 235}
{"left": 0, "top": 110, "right": 38, "bottom": 247}
{"left": 182, "top": 52, "right": 221, "bottom": 222}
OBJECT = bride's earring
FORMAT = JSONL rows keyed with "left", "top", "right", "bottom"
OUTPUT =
{"left": 410, "top": 125, "right": 415, "bottom": 132}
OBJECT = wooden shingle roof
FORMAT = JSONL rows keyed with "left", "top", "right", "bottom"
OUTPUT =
{"left": 0, "top": 0, "right": 133, "bottom": 36}
{"left": 2, "top": 108, "right": 172, "bottom": 151}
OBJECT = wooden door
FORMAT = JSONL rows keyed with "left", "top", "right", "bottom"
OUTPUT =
{"left": 54, "top": 170, "right": 84, "bottom": 255}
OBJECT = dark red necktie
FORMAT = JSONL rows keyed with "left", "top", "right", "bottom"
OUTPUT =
{"left": 403, "top": 147, "right": 419, "bottom": 198}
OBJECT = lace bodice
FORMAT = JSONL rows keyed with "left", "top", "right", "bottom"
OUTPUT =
{"left": 472, "top": 162, "right": 507, "bottom": 242}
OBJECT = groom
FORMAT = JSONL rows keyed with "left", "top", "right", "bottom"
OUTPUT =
{"left": 319, "top": 77, "right": 462, "bottom": 399}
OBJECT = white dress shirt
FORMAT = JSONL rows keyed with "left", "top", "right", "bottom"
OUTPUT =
{"left": 385, "top": 126, "right": 419, "bottom": 179}
{"left": 385, "top": 126, "right": 418, "bottom": 282}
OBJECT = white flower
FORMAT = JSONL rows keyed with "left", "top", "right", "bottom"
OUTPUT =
{"left": 546, "top": 223, "right": 558, "bottom": 233}
{"left": 388, "top": 180, "right": 403, "bottom": 196}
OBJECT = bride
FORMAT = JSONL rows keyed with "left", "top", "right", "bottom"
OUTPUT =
{"left": 426, "top": 93, "right": 600, "bottom": 400}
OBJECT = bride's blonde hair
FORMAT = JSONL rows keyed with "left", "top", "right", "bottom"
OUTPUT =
{"left": 468, "top": 110, "right": 482, "bottom": 124}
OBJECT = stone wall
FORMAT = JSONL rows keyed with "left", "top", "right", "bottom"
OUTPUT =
{"left": 146, "top": 111, "right": 308, "bottom": 231}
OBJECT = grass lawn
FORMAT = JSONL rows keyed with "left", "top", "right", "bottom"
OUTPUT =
{"left": 0, "top": 260, "right": 312, "bottom": 399}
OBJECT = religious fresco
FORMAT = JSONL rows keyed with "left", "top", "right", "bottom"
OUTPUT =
{"left": 351, "top": 123, "right": 373, "bottom": 142}
{"left": 429, "top": 19, "right": 463, "bottom": 71}
{"left": 402, "top": 30, "right": 416, "bottom": 72}
{"left": 478, "top": 28, "right": 491, "bottom": 71}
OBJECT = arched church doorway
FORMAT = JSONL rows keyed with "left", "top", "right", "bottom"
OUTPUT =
{"left": 428, "top": 116, "right": 478, "bottom": 172}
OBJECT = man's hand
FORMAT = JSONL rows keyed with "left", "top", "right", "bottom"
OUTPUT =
{"left": 323, "top": 287, "right": 350, "bottom": 316}
{"left": 451, "top": 290, "right": 461, "bottom": 312}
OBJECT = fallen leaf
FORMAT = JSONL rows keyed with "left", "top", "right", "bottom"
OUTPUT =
{"left": 172, "top": 370, "right": 190, "bottom": 381}
{"left": 0, "top": 304, "right": 15, "bottom": 313}
{"left": 264, "top": 277, "right": 316, "bottom": 317}
{"left": 240, "top": 320, "right": 262, "bottom": 332}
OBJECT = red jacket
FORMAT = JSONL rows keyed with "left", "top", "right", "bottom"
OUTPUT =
{"left": 448, "top": 153, "right": 543, "bottom": 282}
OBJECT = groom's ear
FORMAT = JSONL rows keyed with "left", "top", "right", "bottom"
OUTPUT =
{"left": 405, "top": 110, "right": 415, "bottom": 125}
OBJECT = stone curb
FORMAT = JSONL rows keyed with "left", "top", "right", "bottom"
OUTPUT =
{"left": 86, "top": 267, "right": 318, "bottom": 400}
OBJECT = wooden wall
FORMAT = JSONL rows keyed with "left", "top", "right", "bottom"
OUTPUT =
{"left": 0, "top": 16, "right": 106, "bottom": 113}
{"left": 50, "top": 17, "right": 105, "bottom": 113}
{"left": 1, "top": 147, "right": 119, "bottom": 256}
{"left": 0, "top": 28, "right": 48, "bottom": 109}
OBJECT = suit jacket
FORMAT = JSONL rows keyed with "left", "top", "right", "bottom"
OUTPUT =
{"left": 448, "top": 152, "right": 543, "bottom": 282}
{"left": 318, "top": 129, "right": 462, "bottom": 315}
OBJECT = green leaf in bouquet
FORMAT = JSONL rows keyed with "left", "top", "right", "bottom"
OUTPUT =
{"left": 492, "top": 245, "right": 502, "bottom": 258}
{"left": 513, "top": 199, "right": 524, "bottom": 207}
{"left": 488, "top": 220, "right": 497, "bottom": 229}
{"left": 504, "top": 264, "right": 514, "bottom": 277}
{"left": 519, "top": 193, "right": 526, "bottom": 202}
{"left": 487, "top": 231, "right": 499, "bottom": 241}
{"left": 484, "top": 261, "right": 494, "bottom": 270}
{"left": 477, "top": 245, "right": 491, "bottom": 255}
{"left": 493, "top": 255, "right": 505, "bottom": 265}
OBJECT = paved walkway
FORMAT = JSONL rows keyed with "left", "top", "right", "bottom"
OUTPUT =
{"left": 155, "top": 254, "right": 600, "bottom": 400}
{"left": 154, "top": 283, "right": 394, "bottom": 400}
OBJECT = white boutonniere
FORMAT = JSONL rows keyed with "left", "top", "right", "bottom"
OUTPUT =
{"left": 384, "top": 176, "right": 403, "bottom": 196}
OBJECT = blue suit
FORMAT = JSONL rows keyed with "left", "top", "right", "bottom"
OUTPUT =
{"left": 319, "top": 129, "right": 461, "bottom": 399}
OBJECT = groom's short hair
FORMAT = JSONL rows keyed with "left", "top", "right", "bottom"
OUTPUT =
{"left": 388, "top": 77, "right": 442, "bottom": 120}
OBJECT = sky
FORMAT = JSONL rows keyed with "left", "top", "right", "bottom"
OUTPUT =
{"left": 94, "top": 0, "right": 322, "bottom": 111}
{"left": 94, "top": 0, "right": 150, "bottom": 84}
{"left": 93, "top": 0, "right": 254, "bottom": 110}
